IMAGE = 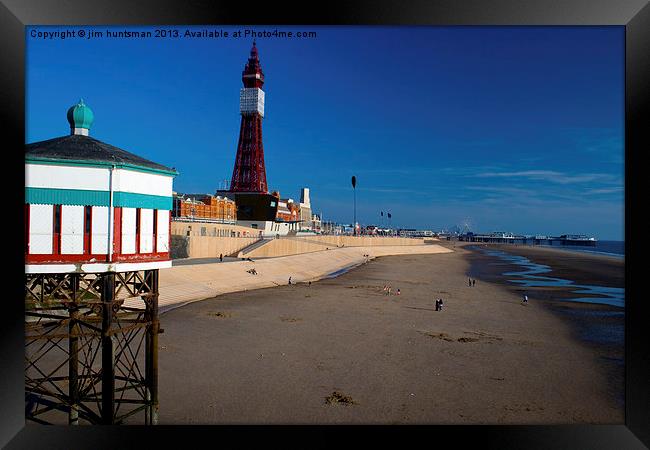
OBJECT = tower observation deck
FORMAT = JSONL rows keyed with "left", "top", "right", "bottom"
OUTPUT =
{"left": 229, "top": 41, "right": 268, "bottom": 193}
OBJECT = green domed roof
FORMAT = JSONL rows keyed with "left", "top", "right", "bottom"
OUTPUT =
{"left": 67, "top": 98, "right": 94, "bottom": 130}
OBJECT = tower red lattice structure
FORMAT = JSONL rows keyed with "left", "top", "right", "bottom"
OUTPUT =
{"left": 229, "top": 41, "right": 268, "bottom": 193}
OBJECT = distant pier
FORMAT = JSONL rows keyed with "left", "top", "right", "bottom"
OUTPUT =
{"left": 458, "top": 232, "right": 597, "bottom": 247}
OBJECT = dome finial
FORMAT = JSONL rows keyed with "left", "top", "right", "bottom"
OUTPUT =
{"left": 67, "top": 99, "right": 94, "bottom": 136}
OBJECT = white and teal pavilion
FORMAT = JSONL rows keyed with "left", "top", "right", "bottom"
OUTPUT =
{"left": 25, "top": 100, "right": 178, "bottom": 273}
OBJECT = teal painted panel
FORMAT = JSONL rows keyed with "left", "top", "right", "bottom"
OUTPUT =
{"left": 113, "top": 192, "right": 172, "bottom": 210}
{"left": 25, "top": 187, "right": 172, "bottom": 210}
{"left": 25, "top": 187, "right": 109, "bottom": 206}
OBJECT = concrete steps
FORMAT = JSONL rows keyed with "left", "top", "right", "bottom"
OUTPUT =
{"left": 236, "top": 237, "right": 273, "bottom": 257}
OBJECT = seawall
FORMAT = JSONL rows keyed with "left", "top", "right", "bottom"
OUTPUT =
{"left": 153, "top": 244, "right": 453, "bottom": 313}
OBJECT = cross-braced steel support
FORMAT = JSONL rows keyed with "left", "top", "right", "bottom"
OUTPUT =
{"left": 25, "top": 270, "right": 160, "bottom": 425}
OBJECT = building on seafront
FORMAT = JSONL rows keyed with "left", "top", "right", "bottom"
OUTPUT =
{"left": 310, "top": 212, "right": 322, "bottom": 234}
{"left": 172, "top": 192, "right": 236, "bottom": 224}
{"left": 298, "top": 188, "right": 313, "bottom": 231}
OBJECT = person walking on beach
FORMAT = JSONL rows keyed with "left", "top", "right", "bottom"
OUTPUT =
{"left": 435, "top": 298, "right": 440, "bottom": 311}
{"left": 472, "top": 279, "right": 476, "bottom": 287}
{"left": 523, "top": 294, "right": 528, "bottom": 304}
{"left": 288, "top": 276, "right": 292, "bottom": 285}
{"left": 387, "top": 286, "right": 392, "bottom": 296}
{"left": 396, "top": 289, "right": 401, "bottom": 296}
{"left": 219, "top": 253, "right": 223, "bottom": 262}
{"left": 438, "top": 299, "right": 444, "bottom": 311}
{"left": 468, "top": 277, "right": 472, "bottom": 287}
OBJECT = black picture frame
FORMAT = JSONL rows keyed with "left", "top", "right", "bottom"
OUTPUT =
{"left": 1, "top": 1, "right": 648, "bottom": 448}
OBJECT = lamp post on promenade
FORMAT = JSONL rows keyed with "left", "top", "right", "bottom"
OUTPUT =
{"left": 351, "top": 175, "right": 357, "bottom": 236}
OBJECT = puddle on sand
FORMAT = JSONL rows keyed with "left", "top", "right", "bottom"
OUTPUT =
{"left": 482, "top": 249, "right": 624, "bottom": 308}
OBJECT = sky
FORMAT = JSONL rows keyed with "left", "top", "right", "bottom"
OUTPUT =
{"left": 26, "top": 26, "right": 624, "bottom": 240}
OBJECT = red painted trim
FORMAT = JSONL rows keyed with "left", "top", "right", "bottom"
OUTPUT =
{"left": 113, "top": 207, "right": 122, "bottom": 255}
{"left": 26, "top": 253, "right": 109, "bottom": 264}
{"left": 25, "top": 204, "right": 30, "bottom": 254}
{"left": 112, "top": 252, "right": 170, "bottom": 262}
{"left": 26, "top": 252, "right": 170, "bottom": 264}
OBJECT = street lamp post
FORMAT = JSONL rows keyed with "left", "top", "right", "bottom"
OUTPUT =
{"left": 351, "top": 175, "right": 357, "bottom": 236}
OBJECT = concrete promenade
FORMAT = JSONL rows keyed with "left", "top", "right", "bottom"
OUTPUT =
{"left": 152, "top": 244, "right": 453, "bottom": 313}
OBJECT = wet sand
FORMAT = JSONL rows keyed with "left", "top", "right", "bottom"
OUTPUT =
{"left": 156, "top": 245, "right": 623, "bottom": 424}
{"left": 470, "top": 243, "right": 624, "bottom": 288}
{"left": 463, "top": 243, "right": 625, "bottom": 410}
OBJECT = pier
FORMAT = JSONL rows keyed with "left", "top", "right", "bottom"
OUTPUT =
{"left": 458, "top": 232, "right": 597, "bottom": 247}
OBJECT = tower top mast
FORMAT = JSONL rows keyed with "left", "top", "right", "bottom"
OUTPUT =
{"left": 242, "top": 41, "right": 264, "bottom": 88}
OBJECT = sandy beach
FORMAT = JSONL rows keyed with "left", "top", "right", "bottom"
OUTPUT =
{"left": 156, "top": 244, "right": 624, "bottom": 424}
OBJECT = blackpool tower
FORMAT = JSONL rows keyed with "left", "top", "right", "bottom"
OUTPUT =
{"left": 229, "top": 41, "right": 268, "bottom": 193}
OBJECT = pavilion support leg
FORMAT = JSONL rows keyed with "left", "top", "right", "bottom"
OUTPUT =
{"left": 145, "top": 269, "right": 160, "bottom": 425}
{"left": 101, "top": 273, "right": 115, "bottom": 425}
{"left": 68, "top": 275, "right": 79, "bottom": 425}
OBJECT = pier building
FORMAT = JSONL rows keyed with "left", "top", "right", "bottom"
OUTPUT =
{"left": 25, "top": 100, "right": 177, "bottom": 270}
{"left": 24, "top": 100, "right": 177, "bottom": 424}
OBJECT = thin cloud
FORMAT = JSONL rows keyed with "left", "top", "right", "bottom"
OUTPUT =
{"left": 474, "top": 170, "right": 613, "bottom": 184}
{"left": 465, "top": 186, "right": 533, "bottom": 195}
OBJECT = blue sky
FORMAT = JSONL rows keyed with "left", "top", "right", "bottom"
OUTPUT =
{"left": 26, "top": 26, "right": 624, "bottom": 240}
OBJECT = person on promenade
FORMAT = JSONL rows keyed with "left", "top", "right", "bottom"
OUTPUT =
{"left": 288, "top": 276, "right": 292, "bottom": 285}
{"left": 468, "top": 277, "right": 472, "bottom": 287}
{"left": 523, "top": 294, "right": 528, "bottom": 304}
{"left": 472, "top": 279, "right": 476, "bottom": 287}
{"left": 435, "top": 299, "right": 440, "bottom": 311}
{"left": 220, "top": 253, "right": 223, "bottom": 262}
{"left": 439, "top": 299, "right": 444, "bottom": 311}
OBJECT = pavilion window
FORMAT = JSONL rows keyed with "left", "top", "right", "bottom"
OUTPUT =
{"left": 152, "top": 209, "right": 158, "bottom": 253}
{"left": 83, "top": 205, "right": 92, "bottom": 254}
{"left": 52, "top": 204, "right": 62, "bottom": 254}
{"left": 24, "top": 204, "right": 30, "bottom": 254}
{"left": 135, "top": 208, "right": 141, "bottom": 253}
